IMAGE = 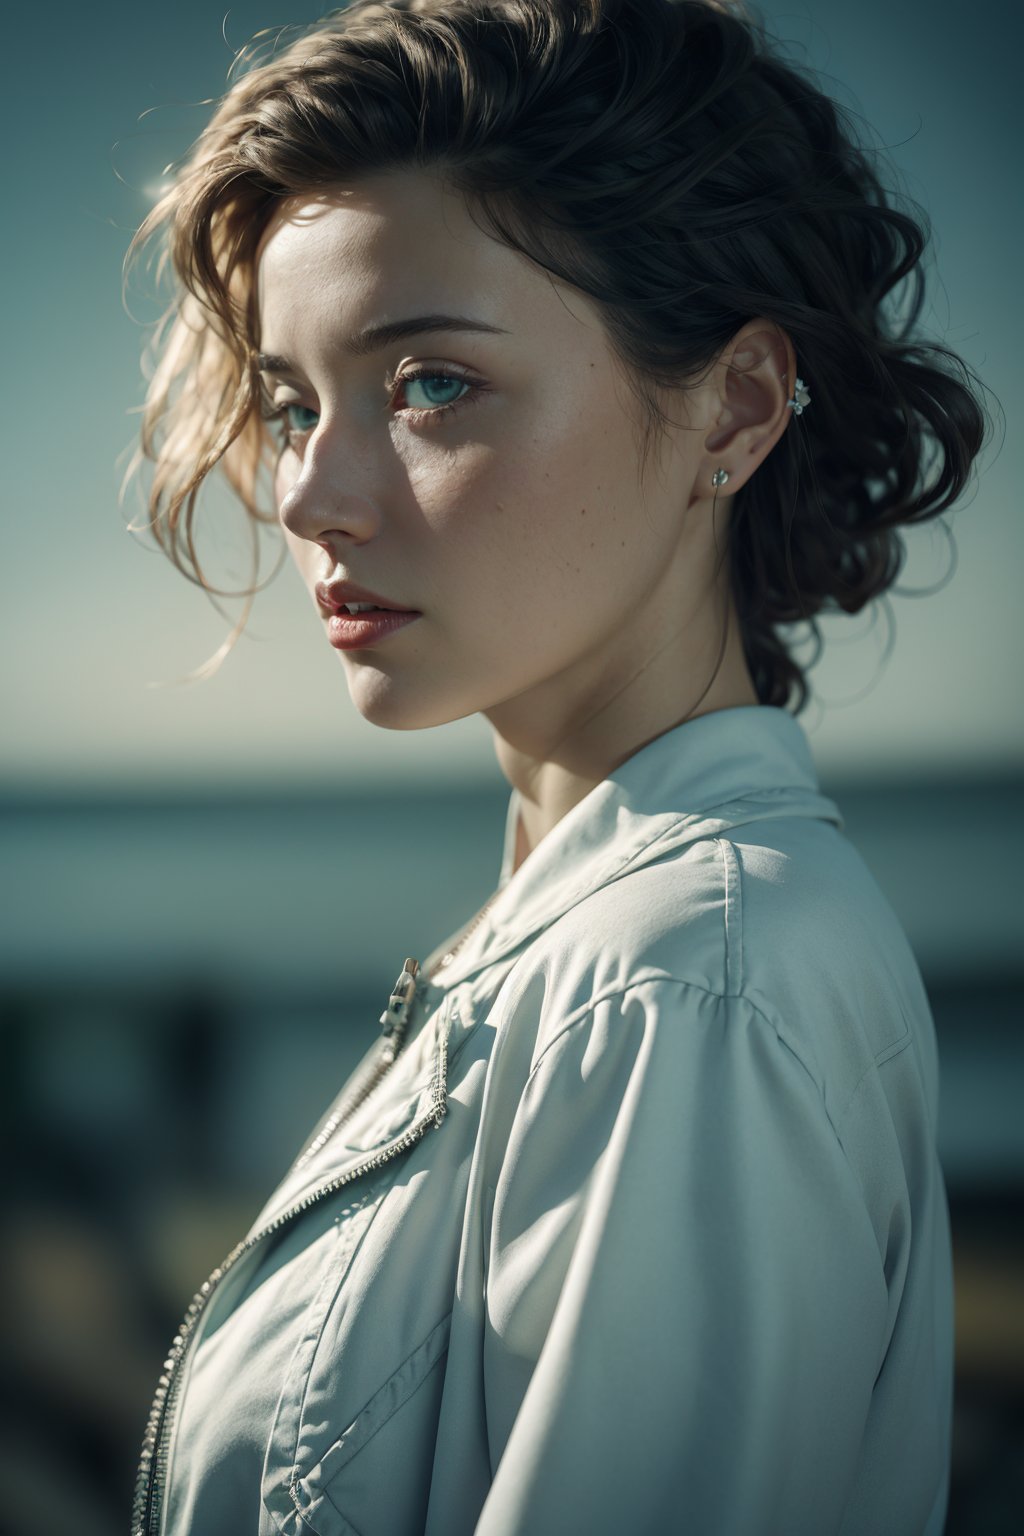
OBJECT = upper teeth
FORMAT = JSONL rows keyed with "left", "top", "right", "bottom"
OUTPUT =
{"left": 344, "top": 602, "right": 378, "bottom": 613}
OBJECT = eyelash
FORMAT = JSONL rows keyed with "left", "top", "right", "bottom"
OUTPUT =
{"left": 259, "top": 365, "right": 483, "bottom": 450}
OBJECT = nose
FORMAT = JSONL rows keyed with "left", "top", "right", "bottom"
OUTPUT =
{"left": 275, "top": 426, "right": 384, "bottom": 547}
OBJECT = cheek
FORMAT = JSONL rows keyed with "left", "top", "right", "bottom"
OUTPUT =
{"left": 488, "top": 440, "right": 628, "bottom": 581}
{"left": 415, "top": 457, "right": 545, "bottom": 589}
{"left": 422, "top": 452, "right": 618, "bottom": 640}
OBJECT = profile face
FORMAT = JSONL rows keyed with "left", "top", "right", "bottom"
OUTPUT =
{"left": 256, "top": 168, "right": 725, "bottom": 750}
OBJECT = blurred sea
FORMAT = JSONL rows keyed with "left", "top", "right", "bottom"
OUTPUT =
{"left": 2, "top": 775, "right": 1021, "bottom": 1187}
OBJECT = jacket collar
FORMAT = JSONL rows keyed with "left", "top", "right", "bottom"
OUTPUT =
{"left": 431, "top": 705, "right": 843, "bottom": 990}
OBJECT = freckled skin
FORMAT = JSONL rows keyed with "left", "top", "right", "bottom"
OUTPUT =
{"left": 258, "top": 168, "right": 795, "bottom": 859}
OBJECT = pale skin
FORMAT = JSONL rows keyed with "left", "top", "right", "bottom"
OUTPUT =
{"left": 256, "top": 169, "right": 797, "bottom": 875}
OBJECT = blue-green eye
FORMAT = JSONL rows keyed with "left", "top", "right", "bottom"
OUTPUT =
{"left": 261, "top": 365, "right": 481, "bottom": 453}
{"left": 400, "top": 371, "right": 469, "bottom": 411}
{"left": 282, "top": 403, "right": 319, "bottom": 435}
{"left": 261, "top": 399, "right": 319, "bottom": 449}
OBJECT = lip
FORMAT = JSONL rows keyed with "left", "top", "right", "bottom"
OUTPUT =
{"left": 326, "top": 609, "right": 421, "bottom": 650}
{"left": 315, "top": 578, "right": 419, "bottom": 616}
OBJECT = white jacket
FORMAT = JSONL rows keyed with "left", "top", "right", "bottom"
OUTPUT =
{"left": 138, "top": 704, "right": 954, "bottom": 1536}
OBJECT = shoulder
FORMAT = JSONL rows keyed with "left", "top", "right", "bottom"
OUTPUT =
{"left": 499, "top": 815, "right": 930, "bottom": 1117}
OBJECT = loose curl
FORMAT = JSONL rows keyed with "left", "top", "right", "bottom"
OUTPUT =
{"left": 124, "top": 0, "right": 992, "bottom": 709}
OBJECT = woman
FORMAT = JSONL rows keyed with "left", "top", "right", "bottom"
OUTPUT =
{"left": 125, "top": 2, "right": 988, "bottom": 1532}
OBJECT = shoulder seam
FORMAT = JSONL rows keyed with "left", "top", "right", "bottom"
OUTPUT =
{"left": 539, "top": 832, "right": 737, "bottom": 998}
{"left": 525, "top": 977, "right": 839, "bottom": 1137}
{"left": 524, "top": 974, "right": 726, "bottom": 1083}
{"left": 525, "top": 973, "right": 820, "bottom": 1097}
{"left": 714, "top": 835, "right": 743, "bottom": 996}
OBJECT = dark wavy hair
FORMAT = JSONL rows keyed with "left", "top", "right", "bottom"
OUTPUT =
{"left": 124, "top": 0, "right": 992, "bottom": 709}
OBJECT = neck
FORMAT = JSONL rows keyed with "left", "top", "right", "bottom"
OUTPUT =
{"left": 493, "top": 595, "right": 759, "bottom": 875}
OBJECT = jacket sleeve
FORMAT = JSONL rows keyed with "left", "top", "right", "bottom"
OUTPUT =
{"left": 475, "top": 977, "right": 889, "bottom": 1536}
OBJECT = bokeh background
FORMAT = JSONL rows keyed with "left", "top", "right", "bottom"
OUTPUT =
{"left": 1, "top": 1, "right": 1021, "bottom": 1531}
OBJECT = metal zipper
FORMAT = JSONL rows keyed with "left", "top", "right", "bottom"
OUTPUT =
{"left": 131, "top": 958, "right": 446, "bottom": 1536}
{"left": 292, "top": 958, "right": 421, "bottom": 1171}
{"left": 291, "top": 895, "right": 500, "bottom": 1175}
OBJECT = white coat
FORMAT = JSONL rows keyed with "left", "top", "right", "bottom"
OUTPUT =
{"left": 137, "top": 704, "right": 954, "bottom": 1536}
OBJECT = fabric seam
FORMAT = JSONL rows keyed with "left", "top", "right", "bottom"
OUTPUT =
{"left": 524, "top": 974, "right": 826, "bottom": 1109}
{"left": 715, "top": 835, "right": 743, "bottom": 996}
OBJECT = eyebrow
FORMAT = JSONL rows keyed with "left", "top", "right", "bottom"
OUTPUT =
{"left": 257, "top": 314, "right": 510, "bottom": 375}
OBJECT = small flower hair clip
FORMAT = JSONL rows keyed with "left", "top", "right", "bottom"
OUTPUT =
{"left": 786, "top": 376, "right": 811, "bottom": 415}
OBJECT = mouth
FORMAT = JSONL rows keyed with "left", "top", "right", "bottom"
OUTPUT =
{"left": 314, "top": 579, "right": 420, "bottom": 617}
{"left": 325, "top": 608, "right": 422, "bottom": 651}
{"left": 329, "top": 603, "right": 420, "bottom": 616}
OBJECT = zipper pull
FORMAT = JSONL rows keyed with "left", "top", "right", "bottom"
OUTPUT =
{"left": 379, "top": 957, "right": 420, "bottom": 1063}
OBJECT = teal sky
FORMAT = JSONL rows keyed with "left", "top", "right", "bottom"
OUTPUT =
{"left": 2, "top": 0, "right": 1018, "bottom": 791}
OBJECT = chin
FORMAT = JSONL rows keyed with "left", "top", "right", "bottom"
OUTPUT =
{"left": 344, "top": 666, "right": 481, "bottom": 733}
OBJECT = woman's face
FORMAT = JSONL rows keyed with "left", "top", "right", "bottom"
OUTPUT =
{"left": 256, "top": 169, "right": 763, "bottom": 764}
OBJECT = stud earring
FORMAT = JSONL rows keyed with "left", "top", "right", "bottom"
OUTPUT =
{"left": 711, "top": 468, "right": 730, "bottom": 488}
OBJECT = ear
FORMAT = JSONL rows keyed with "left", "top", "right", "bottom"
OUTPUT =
{"left": 699, "top": 321, "right": 798, "bottom": 496}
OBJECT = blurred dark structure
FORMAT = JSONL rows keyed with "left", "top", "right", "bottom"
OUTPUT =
{"left": 1, "top": 774, "right": 1021, "bottom": 1533}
